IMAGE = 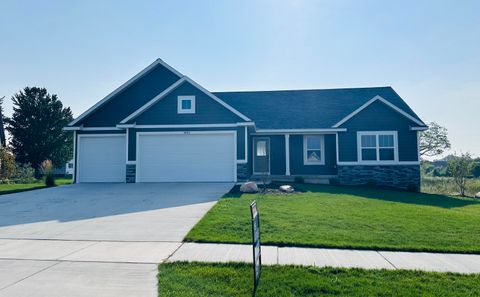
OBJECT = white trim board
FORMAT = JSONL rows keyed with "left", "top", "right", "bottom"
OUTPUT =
{"left": 356, "top": 131, "right": 399, "bottom": 164}
{"left": 303, "top": 134, "right": 325, "bottom": 165}
{"left": 117, "top": 123, "right": 254, "bottom": 129}
{"left": 332, "top": 95, "right": 425, "bottom": 128}
{"left": 337, "top": 161, "right": 420, "bottom": 166}
{"left": 120, "top": 76, "right": 252, "bottom": 124}
{"left": 253, "top": 128, "right": 346, "bottom": 135}
{"left": 69, "top": 59, "right": 182, "bottom": 126}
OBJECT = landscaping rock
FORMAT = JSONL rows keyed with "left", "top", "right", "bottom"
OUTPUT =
{"left": 475, "top": 192, "right": 480, "bottom": 199}
{"left": 279, "top": 185, "right": 294, "bottom": 193}
{"left": 240, "top": 182, "right": 258, "bottom": 193}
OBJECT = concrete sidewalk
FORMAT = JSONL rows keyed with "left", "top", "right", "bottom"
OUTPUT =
{"left": 169, "top": 243, "right": 480, "bottom": 274}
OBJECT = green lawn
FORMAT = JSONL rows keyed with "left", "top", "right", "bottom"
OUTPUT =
{"left": 158, "top": 262, "right": 480, "bottom": 297}
{"left": 186, "top": 184, "right": 480, "bottom": 253}
{"left": 0, "top": 177, "right": 72, "bottom": 195}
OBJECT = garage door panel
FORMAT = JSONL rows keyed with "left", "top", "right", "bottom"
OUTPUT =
{"left": 137, "top": 133, "right": 235, "bottom": 182}
{"left": 78, "top": 135, "right": 126, "bottom": 183}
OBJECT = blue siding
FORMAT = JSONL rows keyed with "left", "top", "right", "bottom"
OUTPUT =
{"left": 128, "top": 126, "right": 245, "bottom": 161}
{"left": 133, "top": 81, "right": 244, "bottom": 125}
{"left": 249, "top": 134, "right": 337, "bottom": 176}
{"left": 289, "top": 134, "right": 337, "bottom": 175}
{"left": 338, "top": 100, "right": 419, "bottom": 162}
{"left": 78, "top": 64, "right": 180, "bottom": 127}
{"left": 269, "top": 135, "right": 286, "bottom": 175}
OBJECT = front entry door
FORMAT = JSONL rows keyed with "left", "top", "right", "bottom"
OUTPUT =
{"left": 253, "top": 138, "right": 270, "bottom": 174}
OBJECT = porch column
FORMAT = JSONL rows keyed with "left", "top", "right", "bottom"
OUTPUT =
{"left": 285, "top": 134, "right": 290, "bottom": 176}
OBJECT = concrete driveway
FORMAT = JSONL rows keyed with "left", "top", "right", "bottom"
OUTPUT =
{"left": 0, "top": 183, "right": 232, "bottom": 297}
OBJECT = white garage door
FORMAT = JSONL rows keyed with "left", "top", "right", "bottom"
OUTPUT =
{"left": 137, "top": 132, "right": 236, "bottom": 182}
{"left": 77, "top": 134, "right": 126, "bottom": 182}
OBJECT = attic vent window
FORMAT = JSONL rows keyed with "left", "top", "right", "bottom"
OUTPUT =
{"left": 178, "top": 96, "right": 195, "bottom": 114}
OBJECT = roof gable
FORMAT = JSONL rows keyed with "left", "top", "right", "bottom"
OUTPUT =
{"left": 332, "top": 95, "right": 425, "bottom": 127}
{"left": 121, "top": 76, "right": 251, "bottom": 124}
{"left": 69, "top": 59, "right": 181, "bottom": 127}
{"left": 129, "top": 80, "right": 247, "bottom": 125}
{"left": 214, "top": 87, "right": 425, "bottom": 129}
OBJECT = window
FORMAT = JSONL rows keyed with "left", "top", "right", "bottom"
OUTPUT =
{"left": 256, "top": 140, "right": 267, "bottom": 156}
{"left": 68, "top": 163, "right": 74, "bottom": 169}
{"left": 358, "top": 132, "right": 398, "bottom": 163}
{"left": 304, "top": 135, "right": 324, "bottom": 165}
{"left": 177, "top": 96, "right": 195, "bottom": 114}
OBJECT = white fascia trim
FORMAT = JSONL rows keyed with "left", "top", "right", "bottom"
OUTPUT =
{"left": 64, "top": 126, "right": 122, "bottom": 131}
{"left": 338, "top": 161, "right": 421, "bottom": 166}
{"left": 332, "top": 95, "right": 425, "bottom": 128}
{"left": 69, "top": 59, "right": 182, "bottom": 126}
{"left": 64, "top": 126, "right": 81, "bottom": 131}
{"left": 410, "top": 126, "right": 428, "bottom": 131}
{"left": 120, "top": 77, "right": 187, "bottom": 124}
{"left": 116, "top": 123, "right": 254, "bottom": 129}
{"left": 254, "top": 128, "right": 346, "bottom": 134}
{"left": 183, "top": 76, "right": 252, "bottom": 122}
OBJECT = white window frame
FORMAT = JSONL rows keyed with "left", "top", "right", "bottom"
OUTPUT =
{"left": 177, "top": 95, "right": 195, "bottom": 114}
{"left": 357, "top": 131, "right": 399, "bottom": 164}
{"left": 303, "top": 135, "right": 325, "bottom": 165}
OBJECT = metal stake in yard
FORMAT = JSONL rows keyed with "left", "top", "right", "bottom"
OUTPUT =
{"left": 250, "top": 200, "right": 262, "bottom": 295}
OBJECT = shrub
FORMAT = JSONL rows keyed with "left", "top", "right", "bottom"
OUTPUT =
{"left": 40, "top": 160, "right": 55, "bottom": 187}
{"left": 365, "top": 180, "right": 377, "bottom": 188}
{"left": 294, "top": 176, "right": 305, "bottom": 184}
{"left": 447, "top": 153, "right": 475, "bottom": 196}
{"left": 12, "top": 163, "right": 35, "bottom": 183}
{"left": 0, "top": 147, "right": 16, "bottom": 180}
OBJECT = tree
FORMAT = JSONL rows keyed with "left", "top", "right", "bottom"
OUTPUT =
{"left": 472, "top": 162, "right": 480, "bottom": 178}
{"left": 0, "top": 147, "right": 16, "bottom": 179}
{"left": 447, "top": 153, "right": 475, "bottom": 196}
{"left": 419, "top": 122, "right": 451, "bottom": 157}
{"left": 5, "top": 87, "right": 73, "bottom": 173}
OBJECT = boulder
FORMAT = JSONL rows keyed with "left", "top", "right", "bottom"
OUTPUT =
{"left": 475, "top": 192, "right": 480, "bottom": 199}
{"left": 279, "top": 185, "right": 294, "bottom": 193}
{"left": 240, "top": 182, "right": 259, "bottom": 193}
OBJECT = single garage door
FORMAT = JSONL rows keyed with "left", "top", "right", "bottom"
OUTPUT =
{"left": 137, "top": 132, "right": 236, "bottom": 182}
{"left": 77, "top": 134, "right": 126, "bottom": 182}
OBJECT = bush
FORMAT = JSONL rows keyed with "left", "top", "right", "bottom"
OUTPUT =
{"left": 12, "top": 163, "right": 35, "bottom": 183}
{"left": 447, "top": 153, "right": 476, "bottom": 196}
{"left": 0, "top": 147, "right": 16, "bottom": 180}
{"left": 294, "top": 176, "right": 305, "bottom": 184}
{"left": 40, "top": 160, "right": 55, "bottom": 187}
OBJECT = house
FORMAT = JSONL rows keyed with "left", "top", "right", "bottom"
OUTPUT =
{"left": 65, "top": 59, "right": 427, "bottom": 190}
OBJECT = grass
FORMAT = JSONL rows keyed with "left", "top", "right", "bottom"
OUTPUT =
{"left": 0, "top": 177, "right": 72, "bottom": 195}
{"left": 422, "top": 176, "right": 480, "bottom": 197}
{"left": 158, "top": 262, "right": 480, "bottom": 297}
{"left": 186, "top": 184, "right": 480, "bottom": 253}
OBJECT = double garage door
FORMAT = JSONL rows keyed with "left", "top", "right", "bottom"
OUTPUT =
{"left": 77, "top": 132, "right": 236, "bottom": 183}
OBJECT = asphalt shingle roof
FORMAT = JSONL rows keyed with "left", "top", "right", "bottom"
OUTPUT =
{"left": 213, "top": 87, "right": 425, "bottom": 129}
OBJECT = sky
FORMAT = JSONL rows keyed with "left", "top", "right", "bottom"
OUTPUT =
{"left": 0, "top": 0, "right": 479, "bottom": 158}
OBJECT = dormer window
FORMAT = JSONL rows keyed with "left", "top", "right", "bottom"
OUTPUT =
{"left": 178, "top": 96, "right": 195, "bottom": 114}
